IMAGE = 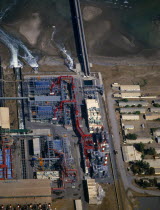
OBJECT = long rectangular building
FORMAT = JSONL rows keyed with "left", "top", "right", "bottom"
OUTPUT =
{"left": 145, "top": 113, "right": 160, "bottom": 120}
{"left": 126, "top": 138, "right": 153, "bottom": 144}
{"left": 114, "top": 92, "right": 141, "bottom": 98}
{"left": 120, "top": 108, "right": 146, "bottom": 114}
{"left": 118, "top": 100, "right": 149, "bottom": 107}
{"left": 120, "top": 85, "right": 140, "bottom": 92}
{"left": 121, "top": 114, "right": 140, "bottom": 121}
{"left": 0, "top": 179, "right": 52, "bottom": 205}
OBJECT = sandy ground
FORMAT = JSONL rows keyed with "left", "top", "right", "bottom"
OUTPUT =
{"left": 83, "top": 6, "right": 102, "bottom": 21}
{"left": 91, "top": 63, "right": 160, "bottom": 92}
{"left": 3, "top": 68, "right": 18, "bottom": 129}
{"left": 81, "top": 2, "right": 142, "bottom": 57}
{"left": 52, "top": 199, "right": 74, "bottom": 210}
{"left": 19, "top": 13, "right": 41, "bottom": 45}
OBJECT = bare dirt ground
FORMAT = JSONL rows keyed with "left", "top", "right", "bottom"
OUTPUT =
{"left": 3, "top": 68, "right": 18, "bottom": 129}
{"left": 52, "top": 199, "right": 74, "bottom": 210}
{"left": 92, "top": 64, "right": 160, "bottom": 93}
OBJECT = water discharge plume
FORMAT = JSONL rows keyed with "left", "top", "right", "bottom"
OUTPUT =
{"left": 51, "top": 26, "right": 74, "bottom": 71}
{"left": 0, "top": 29, "right": 22, "bottom": 68}
{"left": 0, "top": 0, "right": 39, "bottom": 69}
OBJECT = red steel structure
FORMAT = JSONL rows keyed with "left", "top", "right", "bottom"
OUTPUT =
{"left": 55, "top": 76, "right": 94, "bottom": 160}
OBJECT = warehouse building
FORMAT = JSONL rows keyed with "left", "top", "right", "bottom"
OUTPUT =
{"left": 145, "top": 113, "right": 160, "bottom": 120}
{"left": 121, "top": 114, "right": 140, "bottom": 121}
{"left": 113, "top": 92, "right": 141, "bottom": 98}
{"left": 126, "top": 137, "right": 153, "bottom": 144}
{"left": 85, "top": 99, "right": 102, "bottom": 133}
{"left": 0, "top": 107, "right": 10, "bottom": 129}
{"left": 120, "top": 108, "right": 146, "bottom": 114}
{"left": 120, "top": 85, "right": 140, "bottom": 92}
{"left": 122, "top": 145, "right": 141, "bottom": 162}
{"left": 121, "top": 92, "right": 141, "bottom": 98}
{"left": 150, "top": 108, "right": 160, "bottom": 113}
{"left": 118, "top": 100, "right": 149, "bottom": 107}
{"left": 0, "top": 179, "right": 52, "bottom": 205}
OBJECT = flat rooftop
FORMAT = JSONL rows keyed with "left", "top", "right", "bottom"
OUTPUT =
{"left": 0, "top": 179, "right": 51, "bottom": 204}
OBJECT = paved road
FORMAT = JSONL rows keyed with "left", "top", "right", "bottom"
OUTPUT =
{"left": 107, "top": 91, "right": 160, "bottom": 196}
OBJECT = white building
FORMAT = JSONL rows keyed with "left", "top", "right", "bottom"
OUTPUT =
{"left": 120, "top": 85, "right": 140, "bottom": 92}
{"left": 33, "top": 138, "right": 41, "bottom": 156}
{"left": 126, "top": 137, "right": 153, "bottom": 144}
{"left": 120, "top": 108, "right": 146, "bottom": 114}
{"left": 121, "top": 92, "right": 141, "bottom": 98}
{"left": 121, "top": 114, "right": 140, "bottom": 121}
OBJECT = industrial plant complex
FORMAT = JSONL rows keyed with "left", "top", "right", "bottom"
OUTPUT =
{"left": 0, "top": 62, "right": 110, "bottom": 208}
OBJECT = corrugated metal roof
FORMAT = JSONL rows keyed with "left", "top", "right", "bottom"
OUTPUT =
{"left": 120, "top": 85, "right": 140, "bottom": 91}
{"left": 121, "top": 114, "right": 139, "bottom": 120}
{"left": 121, "top": 92, "right": 141, "bottom": 98}
{"left": 35, "top": 96, "right": 61, "bottom": 102}
{"left": 120, "top": 108, "right": 146, "bottom": 113}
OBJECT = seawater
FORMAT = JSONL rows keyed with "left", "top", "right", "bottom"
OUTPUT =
{"left": 83, "top": 0, "right": 160, "bottom": 48}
